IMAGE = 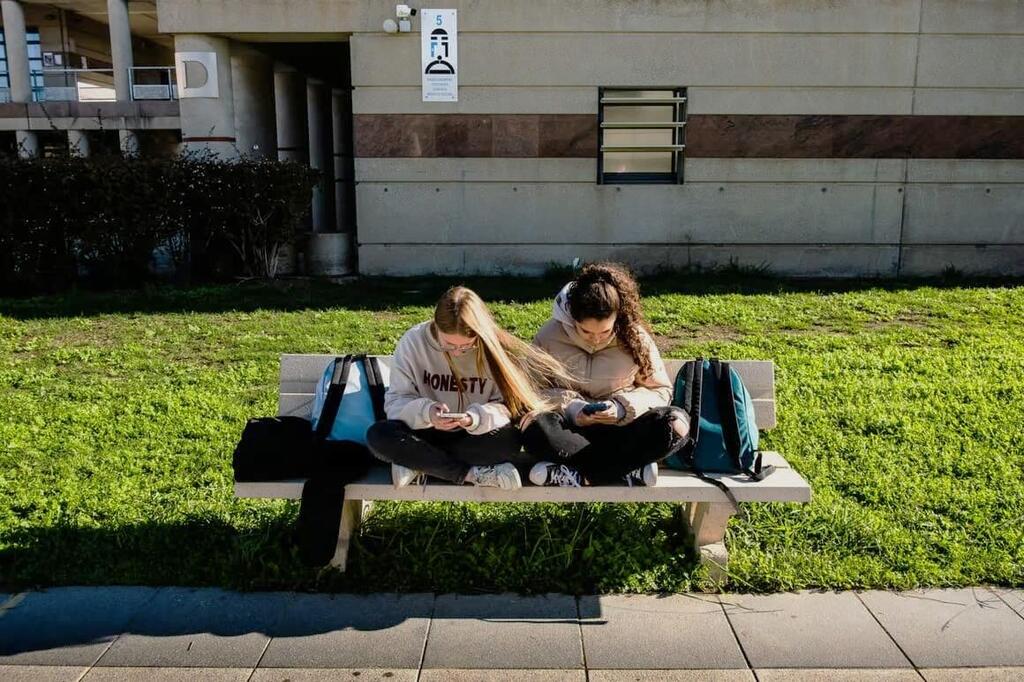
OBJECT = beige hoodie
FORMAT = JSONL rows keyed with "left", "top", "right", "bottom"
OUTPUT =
{"left": 533, "top": 283, "right": 672, "bottom": 424}
{"left": 385, "top": 321, "right": 512, "bottom": 433}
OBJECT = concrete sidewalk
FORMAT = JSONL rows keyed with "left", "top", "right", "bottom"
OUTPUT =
{"left": 1, "top": 587, "right": 1023, "bottom": 681}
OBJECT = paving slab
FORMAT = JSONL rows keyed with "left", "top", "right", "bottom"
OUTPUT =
{"left": 757, "top": 670, "right": 921, "bottom": 681}
{"left": 83, "top": 668, "right": 251, "bottom": 681}
{"left": 991, "top": 589, "right": 1024, "bottom": 619}
{"left": 95, "top": 587, "right": 290, "bottom": 668}
{"left": 257, "top": 592, "right": 433, "bottom": 669}
{"left": 251, "top": 669, "right": 418, "bottom": 681}
{"left": 589, "top": 672, "right": 754, "bottom": 681}
{"left": 0, "top": 665, "right": 90, "bottom": 682}
{"left": 922, "top": 668, "right": 1024, "bottom": 681}
{"left": 0, "top": 587, "right": 158, "bottom": 666}
{"left": 859, "top": 588, "right": 1024, "bottom": 668}
{"left": 419, "top": 671, "right": 585, "bottom": 681}
{"left": 720, "top": 591, "right": 911, "bottom": 669}
{"left": 422, "top": 593, "right": 582, "bottom": 670}
{"left": 579, "top": 595, "right": 747, "bottom": 670}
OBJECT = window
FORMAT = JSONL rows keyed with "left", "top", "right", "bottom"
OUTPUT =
{"left": 598, "top": 87, "right": 687, "bottom": 185}
{"left": 0, "top": 28, "right": 45, "bottom": 101}
{"left": 27, "top": 28, "right": 44, "bottom": 101}
{"left": 0, "top": 31, "right": 8, "bottom": 99}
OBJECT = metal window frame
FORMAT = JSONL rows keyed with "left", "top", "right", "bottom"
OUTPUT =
{"left": 597, "top": 86, "right": 687, "bottom": 185}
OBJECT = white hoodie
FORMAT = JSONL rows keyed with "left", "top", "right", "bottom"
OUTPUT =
{"left": 384, "top": 321, "right": 512, "bottom": 434}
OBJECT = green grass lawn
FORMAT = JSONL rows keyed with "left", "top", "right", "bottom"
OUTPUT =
{"left": 1, "top": 274, "right": 1022, "bottom": 593}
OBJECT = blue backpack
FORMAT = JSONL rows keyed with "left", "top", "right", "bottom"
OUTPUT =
{"left": 666, "top": 358, "right": 775, "bottom": 482}
{"left": 311, "top": 355, "right": 389, "bottom": 445}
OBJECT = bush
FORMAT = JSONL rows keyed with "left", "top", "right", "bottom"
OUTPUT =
{"left": 0, "top": 153, "right": 320, "bottom": 295}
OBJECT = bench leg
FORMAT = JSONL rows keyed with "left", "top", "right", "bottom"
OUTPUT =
{"left": 329, "top": 497, "right": 365, "bottom": 571}
{"left": 685, "top": 501, "right": 736, "bottom": 586}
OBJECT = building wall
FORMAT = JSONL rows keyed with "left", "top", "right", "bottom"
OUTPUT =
{"left": 162, "top": 0, "right": 1024, "bottom": 276}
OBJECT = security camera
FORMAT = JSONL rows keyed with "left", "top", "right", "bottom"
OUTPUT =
{"left": 396, "top": 4, "right": 415, "bottom": 18}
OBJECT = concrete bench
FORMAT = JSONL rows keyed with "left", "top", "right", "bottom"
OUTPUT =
{"left": 235, "top": 354, "right": 812, "bottom": 583}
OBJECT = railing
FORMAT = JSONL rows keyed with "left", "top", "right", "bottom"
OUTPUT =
{"left": 129, "top": 66, "right": 177, "bottom": 101}
{"left": 36, "top": 67, "right": 177, "bottom": 102}
{"left": 41, "top": 68, "right": 116, "bottom": 102}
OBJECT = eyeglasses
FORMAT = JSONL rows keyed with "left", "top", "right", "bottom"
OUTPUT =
{"left": 439, "top": 339, "right": 477, "bottom": 353}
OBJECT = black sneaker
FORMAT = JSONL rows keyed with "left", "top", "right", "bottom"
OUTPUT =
{"left": 529, "top": 462, "right": 583, "bottom": 487}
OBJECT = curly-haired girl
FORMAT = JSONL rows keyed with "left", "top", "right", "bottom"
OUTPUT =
{"left": 521, "top": 262, "right": 690, "bottom": 487}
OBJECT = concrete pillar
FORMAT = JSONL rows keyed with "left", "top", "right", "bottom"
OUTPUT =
{"left": 175, "top": 34, "right": 237, "bottom": 159}
{"left": 106, "top": 0, "right": 134, "bottom": 102}
{"left": 331, "top": 87, "right": 354, "bottom": 233}
{"left": 306, "top": 78, "right": 330, "bottom": 233}
{"left": 15, "top": 129, "right": 38, "bottom": 158}
{"left": 68, "top": 130, "right": 91, "bottom": 157}
{"left": 119, "top": 129, "right": 140, "bottom": 157}
{"left": 2, "top": 1, "right": 38, "bottom": 157}
{"left": 1, "top": 1, "right": 32, "bottom": 103}
{"left": 273, "top": 65, "right": 307, "bottom": 163}
{"left": 230, "top": 45, "right": 276, "bottom": 158}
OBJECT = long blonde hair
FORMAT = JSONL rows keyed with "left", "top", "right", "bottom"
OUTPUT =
{"left": 433, "top": 286, "right": 573, "bottom": 418}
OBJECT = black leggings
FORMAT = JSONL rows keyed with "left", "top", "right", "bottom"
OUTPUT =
{"left": 520, "top": 406, "right": 688, "bottom": 485}
{"left": 366, "top": 420, "right": 537, "bottom": 484}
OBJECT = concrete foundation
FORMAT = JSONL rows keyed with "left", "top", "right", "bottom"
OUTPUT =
{"left": 307, "top": 232, "right": 352, "bottom": 276}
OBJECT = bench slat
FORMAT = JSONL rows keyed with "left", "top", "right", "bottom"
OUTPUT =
{"left": 282, "top": 355, "right": 774, "bottom": 400}
{"left": 279, "top": 393, "right": 315, "bottom": 418}
{"left": 280, "top": 391, "right": 776, "bottom": 429}
{"left": 663, "top": 359, "right": 774, "bottom": 401}
{"left": 235, "top": 452, "right": 810, "bottom": 504}
{"left": 280, "top": 355, "right": 776, "bottom": 427}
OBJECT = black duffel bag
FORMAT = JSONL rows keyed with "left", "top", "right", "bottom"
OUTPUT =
{"left": 232, "top": 415, "right": 316, "bottom": 482}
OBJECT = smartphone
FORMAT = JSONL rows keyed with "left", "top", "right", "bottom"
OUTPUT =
{"left": 581, "top": 402, "right": 611, "bottom": 416}
{"left": 437, "top": 411, "right": 468, "bottom": 420}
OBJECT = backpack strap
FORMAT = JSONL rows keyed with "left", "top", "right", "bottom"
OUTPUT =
{"left": 715, "top": 360, "right": 776, "bottom": 481}
{"left": 713, "top": 360, "right": 744, "bottom": 474}
{"left": 364, "top": 355, "right": 387, "bottom": 422}
{"left": 690, "top": 469, "right": 740, "bottom": 510}
{"left": 683, "top": 358, "right": 704, "bottom": 446}
{"left": 315, "top": 355, "right": 357, "bottom": 442}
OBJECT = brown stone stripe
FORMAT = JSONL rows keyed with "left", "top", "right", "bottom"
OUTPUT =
{"left": 354, "top": 113, "right": 1024, "bottom": 159}
{"left": 686, "top": 115, "right": 1024, "bottom": 159}
{"left": 353, "top": 114, "right": 596, "bottom": 158}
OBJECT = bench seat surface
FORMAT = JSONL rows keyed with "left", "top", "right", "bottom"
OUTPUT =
{"left": 235, "top": 451, "right": 810, "bottom": 503}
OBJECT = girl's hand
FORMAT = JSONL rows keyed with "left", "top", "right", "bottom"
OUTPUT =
{"left": 575, "top": 402, "right": 619, "bottom": 426}
{"left": 429, "top": 403, "right": 464, "bottom": 431}
{"left": 518, "top": 409, "right": 543, "bottom": 432}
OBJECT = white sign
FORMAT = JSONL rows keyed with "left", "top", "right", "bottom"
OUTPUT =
{"left": 421, "top": 9, "right": 458, "bottom": 102}
{"left": 174, "top": 51, "right": 219, "bottom": 98}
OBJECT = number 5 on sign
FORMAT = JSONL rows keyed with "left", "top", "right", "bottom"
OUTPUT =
{"left": 422, "top": 9, "right": 458, "bottom": 102}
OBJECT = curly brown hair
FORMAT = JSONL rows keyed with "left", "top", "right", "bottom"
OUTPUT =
{"left": 566, "top": 262, "right": 654, "bottom": 379}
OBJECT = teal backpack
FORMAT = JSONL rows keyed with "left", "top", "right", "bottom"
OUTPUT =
{"left": 666, "top": 358, "right": 775, "bottom": 483}
{"left": 311, "top": 355, "right": 389, "bottom": 445}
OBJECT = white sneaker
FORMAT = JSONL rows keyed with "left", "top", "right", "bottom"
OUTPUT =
{"left": 392, "top": 463, "right": 424, "bottom": 489}
{"left": 624, "top": 462, "right": 658, "bottom": 487}
{"left": 529, "top": 462, "right": 583, "bottom": 487}
{"left": 468, "top": 463, "right": 522, "bottom": 490}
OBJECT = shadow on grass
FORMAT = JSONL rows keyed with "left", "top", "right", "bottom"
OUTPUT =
{"left": 0, "top": 501, "right": 699, "bottom": 597}
{"left": 2, "top": 271, "right": 1022, "bottom": 320}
